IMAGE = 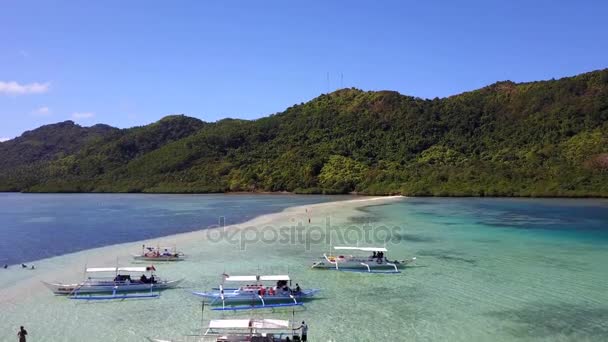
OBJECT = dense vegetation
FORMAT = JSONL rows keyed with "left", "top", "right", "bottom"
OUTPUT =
{"left": 1, "top": 69, "right": 607, "bottom": 196}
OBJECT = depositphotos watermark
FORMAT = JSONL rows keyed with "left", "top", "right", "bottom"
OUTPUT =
{"left": 205, "top": 216, "right": 403, "bottom": 251}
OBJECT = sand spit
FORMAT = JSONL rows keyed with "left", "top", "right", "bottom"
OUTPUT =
{"left": 0, "top": 196, "right": 403, "bottom": 305}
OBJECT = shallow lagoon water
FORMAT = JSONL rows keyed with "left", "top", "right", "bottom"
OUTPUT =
{"left": 1, "top": 196, "right": 608, "bottom": 341}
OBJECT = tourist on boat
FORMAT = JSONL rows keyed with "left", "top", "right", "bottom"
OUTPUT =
{"left": 372, "top": 251, "right": 377, "bottom": 259}
{"left": 115, "top": 274, "right": 132, "bottom": 282}
{"left": 293, "top": 321, "right": 308, "bottom": 341}
{"left": 294, "top": 283, "right": 301, "bottom": 294}
{"left": 140, "top": 274, "right": 148, "bottom": 283}
{"left": 149, "top": 275, "right": 156, "bottom": 284}
{"left": 18, "top": 326, "right": 28, "bottom": 342}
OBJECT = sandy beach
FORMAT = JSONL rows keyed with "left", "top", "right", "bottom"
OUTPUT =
{"left": 0, "top": 195, "right": 402, "bottom": 308}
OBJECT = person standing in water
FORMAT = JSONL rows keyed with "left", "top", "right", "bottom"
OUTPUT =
{"left": 18, "top": 326, "right": 28, "bottom": 342}
{"left": 294, "top": 321, "right": 308, "bottom": 341}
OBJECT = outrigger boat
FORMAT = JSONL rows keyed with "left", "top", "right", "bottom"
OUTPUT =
{"left": 311, "top": 246, "right": 416, "bottom": 273}
{"left": 148, "top": 302, "right": 297, "bottom": 342}
{"left": 149, "top": 319, "right": 295, "bottom": 342}
{"left": 132, "top": 244, "right": 185, "bottom": 262}
{"left": 192, "top": 274, "right": 320, "bottom": 311}
{"left": 43, "top": 265, "right": 183, "bottom": 300}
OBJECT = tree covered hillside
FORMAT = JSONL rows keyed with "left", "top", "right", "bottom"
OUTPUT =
{"left": 1, "top": 69, "right": 607, "bottom": 196}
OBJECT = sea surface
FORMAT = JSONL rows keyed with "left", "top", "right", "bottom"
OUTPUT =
{"left": 0, "top": 193, "right": 343, "bottom": 265}
{"left": 1, "top": 195, "right": 608, "bottom": 341}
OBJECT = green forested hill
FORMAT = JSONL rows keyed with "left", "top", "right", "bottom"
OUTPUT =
{"left": 1, "top": 69, "right": 607, "bottom": 196}
{"left": 0, "top": 121, "right": 118, "bottom": 171}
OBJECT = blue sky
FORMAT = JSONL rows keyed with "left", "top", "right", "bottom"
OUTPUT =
{"left": 1, "top": 0, "right": 607, "bottom": 140}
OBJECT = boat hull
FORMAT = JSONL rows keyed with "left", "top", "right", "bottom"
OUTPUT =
{"left": 193, "top": 289, "right": 320, "bottom": 304}
{"left": 311, "top": 256, "right": 415, "bottom": 271}
{"left": 148, "top": 333, "right": 293, "bottom": 342}
{"left": 43, "top": 279, "right": 183, "bottom": 295}
{"left": 132, "top": 255, "right": 184, "bottom": 262}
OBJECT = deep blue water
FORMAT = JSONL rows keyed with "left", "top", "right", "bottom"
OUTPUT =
{"left": 0, "top": 193, "right": 345, "bottom": 265}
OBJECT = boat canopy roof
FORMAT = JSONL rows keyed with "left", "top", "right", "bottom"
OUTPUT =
{"left": 223, "top": 275, "right": 290, "bottom": 282}
{"left": 208, "top": 319, "right": 290, "bottom": 329}
{"left": 85, "top": 266, "right": 151, "bottom": 273}
{"left": 334, "top": 246, "right": 388, "bottom": 252}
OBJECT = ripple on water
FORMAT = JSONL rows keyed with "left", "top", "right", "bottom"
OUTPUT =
{"left": 22, "top": 216, "right": 56, "bottom": 223}
{"left": 487, "top": 303, "right": 608, "bottom": 339}
{"left": 416, "top": 249, "right": 478, "bottom": 265}
{"left": 392, "top": 232, "right": 438, "bottom": 243}
{"left": 346, "top": 215, "right": 383, "bottom": 224}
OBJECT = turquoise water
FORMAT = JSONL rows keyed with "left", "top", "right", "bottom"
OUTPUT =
{"left": 1, "top": 196, "right": 608, "bottom": 341}
{"left": 360, "top": 198, "right": 608, "bottom": 341}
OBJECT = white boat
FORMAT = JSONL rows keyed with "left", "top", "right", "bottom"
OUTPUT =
{"left": 43, "top": 266, "right": 183, "bottom": 298}
{"left": 148, "top": 318, "right": 295, "bottom": 342}
{"left": 192, "top": 274, "right": 320, "bottom": 310}
{"left": 132, "top": 245, "right": 185, "bottom": 262}
{"left": 311, "top": 246, "right": 416, "bottom": 273}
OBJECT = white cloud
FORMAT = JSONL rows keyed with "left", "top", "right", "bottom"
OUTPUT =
{"left": 0, "top": 137, "right": 11, "bottom": 142}
{"left": 71, "top": 112, "right": 95, "bottom": 119}
{"left": 32, "top": 106, "right": 51, "bottom": 116}
{"left": 0, "top": 81, "right": 50, "bottom": 95}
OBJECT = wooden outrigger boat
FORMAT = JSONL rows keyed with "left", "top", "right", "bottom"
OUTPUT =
{"left": 148, "top": 302, "right": 298, "bottom": 342}
{"left": 132, "top": 245, "right": 185, "bottom": 262}
{"left": 148, "top": 301, "right": 297, "bottom": 342}
{"left": 192, "top": 274, "right": 320, "bottom": 311}
{"left": 149, "top": 319, "right": 295, "bottom": 342}
{"left": 311, "top": 246, "right": 416, "bottom": 273}
{"left": 42, "top": 265, "right": 183, "bottom": 300}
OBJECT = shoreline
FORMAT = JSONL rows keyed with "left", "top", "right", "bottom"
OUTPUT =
{"left": 0, "top": 195, "right": 403, "bottom": 306}
{"left": 1, "top": 190, "right": 607, "bottom": 198}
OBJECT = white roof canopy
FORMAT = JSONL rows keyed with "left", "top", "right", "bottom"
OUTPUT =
{"left": 223, "top": 275, "right": 290, "bottom": 282}
{"left": 208, "top": 319, "right": 290, "bottom": 329}
{"left": 334, "top": 246, "right": 388, "bottom": 252}
{"left": 85, "top": 267, "right": 151, "bottom": 273}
